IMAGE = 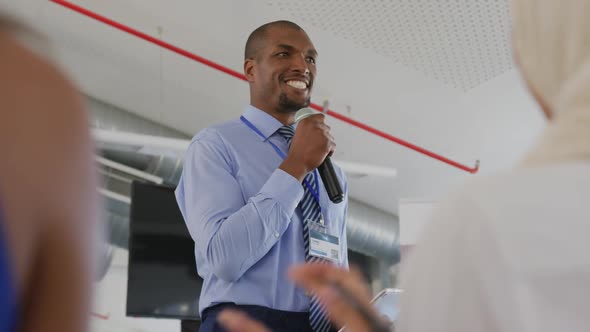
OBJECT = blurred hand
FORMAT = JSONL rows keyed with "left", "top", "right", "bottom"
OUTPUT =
{"left": 218, "top": 263, "right": 385, "bottom": 332}
{"left": 289, "top": 263, "right": 379, "bottom": 332}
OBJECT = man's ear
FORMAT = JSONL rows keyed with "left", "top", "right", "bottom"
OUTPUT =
{"left": 244, "top": 58, "right": 256, "bottom": 83}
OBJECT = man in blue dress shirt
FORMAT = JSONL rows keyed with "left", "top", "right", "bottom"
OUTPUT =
{"left": 175, "top": 20, "right": 348, "bottom": 332}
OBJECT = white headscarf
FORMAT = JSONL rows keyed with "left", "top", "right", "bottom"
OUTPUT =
{"left": 512, "top": 0, "right": 590, "bottom": 165}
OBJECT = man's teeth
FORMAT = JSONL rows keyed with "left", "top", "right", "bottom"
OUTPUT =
{"left": 286, "top": 80, "right": 307, "bottom": 89}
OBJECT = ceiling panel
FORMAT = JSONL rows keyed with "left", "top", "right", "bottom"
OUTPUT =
{"left": 268, "top": 0, "right": 514, "bottom": 90}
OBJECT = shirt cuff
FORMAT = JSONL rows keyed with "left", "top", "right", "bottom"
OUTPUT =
{"left": 260, "top": 168, "right": 304, "bottom": 214}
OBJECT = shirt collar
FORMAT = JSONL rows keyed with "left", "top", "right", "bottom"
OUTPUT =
{"left": 242, "top": 105, "right": 288, "bottom": 141}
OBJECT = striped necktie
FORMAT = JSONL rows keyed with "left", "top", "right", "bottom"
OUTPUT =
{"left": 277, "top": 125, "right": 333, "bottom": 332}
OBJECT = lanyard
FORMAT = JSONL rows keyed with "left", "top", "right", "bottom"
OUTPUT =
{"left": 240, "top": 116, "right": 322, "bottom": 210}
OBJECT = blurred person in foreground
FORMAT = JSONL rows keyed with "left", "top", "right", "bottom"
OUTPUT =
{"left": 0, "top": 16, "right": 98, "bottom": 332}
{"left": 217, "top": 0, "right": 590, "bottom": 331}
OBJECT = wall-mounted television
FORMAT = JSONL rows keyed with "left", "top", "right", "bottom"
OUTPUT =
{"left": 126, "top": 181, "right": 202, "bottom": 320}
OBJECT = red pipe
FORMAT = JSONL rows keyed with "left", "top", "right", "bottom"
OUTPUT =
{"left": 91, "top": 311, "right": 110, "bottom": 320}
{"left": 49, "top": 0, "right": 479, "bottom": 174}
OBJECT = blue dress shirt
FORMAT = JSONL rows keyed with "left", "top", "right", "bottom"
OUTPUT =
{"left": 175, "top": 105, "right": 348, "bottom": 315}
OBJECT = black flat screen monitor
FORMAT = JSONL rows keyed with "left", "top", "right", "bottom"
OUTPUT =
{"left": 126, "top": 181, "right": 202, "bottom": 320}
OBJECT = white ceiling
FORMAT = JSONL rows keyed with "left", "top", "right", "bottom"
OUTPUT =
{"left": 1, "top": 0, "right": 545, "bottom": 215}
{"left": 268, "top": 0, "right": 514, "bottom": 90}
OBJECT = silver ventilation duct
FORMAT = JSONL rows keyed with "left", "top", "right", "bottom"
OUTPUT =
{"left": 347, "top": 199, "right": 399, "bottom": 262}
{"left": 90, "top": 96, "right": 400, "bottom": 263}
{"left": 89, "top": 97, "right": 186, "bottom": 185}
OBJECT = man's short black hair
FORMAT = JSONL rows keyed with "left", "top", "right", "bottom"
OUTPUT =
{"left": 244, "top": 20, "right": 304, "bottom": 60}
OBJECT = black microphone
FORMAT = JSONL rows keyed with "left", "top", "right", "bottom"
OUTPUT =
{"left": 296, "top": 109, "right": 344, "bottom": 204}
{"left": 318, "top": 156, "right": 344, "bottom": 203}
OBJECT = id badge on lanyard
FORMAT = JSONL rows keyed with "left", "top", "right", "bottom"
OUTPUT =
{"left": 308, "top": 219, "right": 340, "bottom": 262}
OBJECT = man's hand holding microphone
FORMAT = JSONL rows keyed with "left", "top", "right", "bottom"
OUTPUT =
{"left": 279, "top": 113, "right": 336, "bottom": 182}
{"left": 280, "top": 111, "right": 344, "bottom": 203}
